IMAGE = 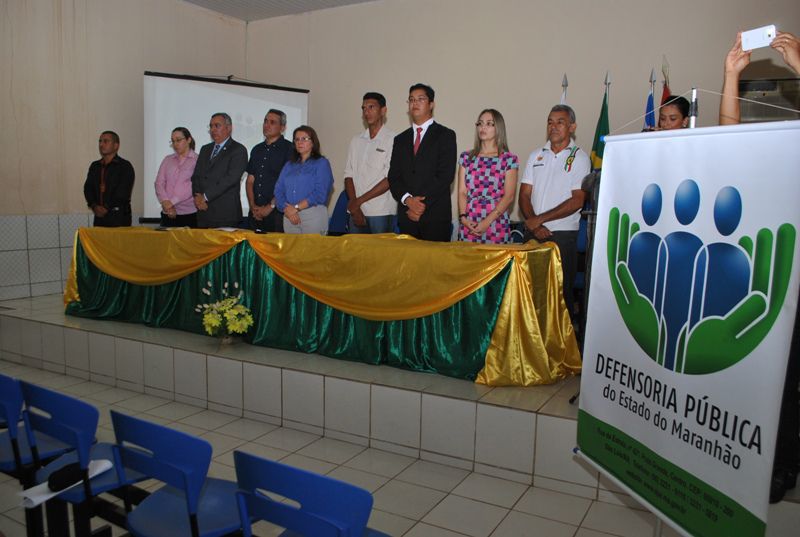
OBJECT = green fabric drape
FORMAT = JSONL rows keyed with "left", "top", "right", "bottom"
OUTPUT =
{"left": 67, "top": 240, "right": 511, "bottom": 380}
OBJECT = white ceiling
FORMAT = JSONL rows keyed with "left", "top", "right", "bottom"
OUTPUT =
{"left": 183, "top": 0, "right": 381, "bottom": 22}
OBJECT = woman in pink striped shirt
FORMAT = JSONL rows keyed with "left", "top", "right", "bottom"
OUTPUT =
{"left": 155, "top": 127, "right": 199, "bottom": 227}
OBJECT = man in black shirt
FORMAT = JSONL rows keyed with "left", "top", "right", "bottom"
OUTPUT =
{"left": 245, "top": 109, "right": 294, "bottom": 232}
{"left": 83, "top": 131, "right": 135, "bottom": 227}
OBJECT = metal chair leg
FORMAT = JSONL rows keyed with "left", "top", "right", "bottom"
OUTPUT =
{"left": 24, "top": 505, "right": 45, "bottom": 537}
{"left": 45, "top": 499, "right": 70, "bottom": 537}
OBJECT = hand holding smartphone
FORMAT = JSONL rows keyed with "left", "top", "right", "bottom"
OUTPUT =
{"left": 741, "top": 24, "right": 777, "bottom": 51}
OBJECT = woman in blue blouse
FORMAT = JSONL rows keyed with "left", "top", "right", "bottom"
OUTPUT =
{"left": 274, "top": 125, "right": 334, "bottom": 234}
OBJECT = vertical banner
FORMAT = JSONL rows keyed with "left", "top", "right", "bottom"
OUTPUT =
{"left": 578, "top": 121, "right": 800, "bottom": 537}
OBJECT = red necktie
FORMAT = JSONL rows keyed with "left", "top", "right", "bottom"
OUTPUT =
{"left": 413, "top": 127, "right": 422, "bottom": 155}
{"left": 99, "top": 163, "right": 107, "bottom": 205}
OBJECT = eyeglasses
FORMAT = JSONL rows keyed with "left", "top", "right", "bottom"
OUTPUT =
{"left": 294, "top": 136, "right": 312, "bottom": 143}
{"left": 407, "top": 97, "right": 429, "bottom": 104}
{"left": 169, "top": 137, "right": 186, "bottom": 146}
{"left": 475, "top": 121, "right": 495, "bottom": 127}
{"left": 208, "top": 122, "right": 225, "bottom": 130}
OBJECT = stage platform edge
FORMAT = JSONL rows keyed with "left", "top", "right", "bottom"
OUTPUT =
{"left": 0, "top": 294, "right": 614, "bottom": 500}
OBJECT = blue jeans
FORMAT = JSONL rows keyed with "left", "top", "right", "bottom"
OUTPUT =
{"left": 348, "top": 214, "right": 396, "bottom": 234}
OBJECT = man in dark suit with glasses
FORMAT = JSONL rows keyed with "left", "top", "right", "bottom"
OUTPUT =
{"left": 388, "top": 83, "right": 457, "bottom": 242}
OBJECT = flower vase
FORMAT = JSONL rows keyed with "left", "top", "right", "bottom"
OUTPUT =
{"left": 221, "top": 335, "right": 234, "bottom": 345}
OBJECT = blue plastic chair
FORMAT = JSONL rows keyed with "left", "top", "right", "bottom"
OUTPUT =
{"left": 0, "top": 374, "right": 72, "bottom": 476}
{"left": 22, "top": 381, "right": 144, "bottom": 537}
{"left": 0, "top": 373, "right": 25, "bottom": 476}
{"left": 0, "top": 374, "right": 73, "bottom": 537}
{"left": 110, "top": 410, "right": 240, "bottom": 537}
{"left": 233, "top": 450, "right": 390, "bottom": 537}
{"left": 328, "top": 190, "right": 350, "bottom": 235}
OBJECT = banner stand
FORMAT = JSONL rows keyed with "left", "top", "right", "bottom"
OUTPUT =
{"left": 577, "top": 121, "right": 800, "bottom": 537}
{"left": 574, "top": 448, "right": 690, "bottom": 537}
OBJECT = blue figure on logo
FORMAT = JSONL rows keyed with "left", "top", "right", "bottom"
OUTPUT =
{"left": 627, "top": 184, "right": 666, "bottom": 304}
{"left": 689, "top": 187, "right": 751, "bottom": 326}
{"left": 658, "top": 180, "right": 703, "bottom": 370}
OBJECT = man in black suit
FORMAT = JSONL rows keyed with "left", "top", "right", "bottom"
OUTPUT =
{"left": 388, "top": 83, "right": 457, "bottom": 241}
{"left": 191, "top": 112, "right": 248, "bottom": 228}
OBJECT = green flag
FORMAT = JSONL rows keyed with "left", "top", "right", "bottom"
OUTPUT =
{"left": 590, "top": 89, "right": 609, "bottom": 171}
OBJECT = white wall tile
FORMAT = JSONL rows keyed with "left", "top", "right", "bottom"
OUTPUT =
{"left": 43, "top": 360, "right": 66, "bottom": 374}
{"left": 0, "top": 316, "right": 21, "bottom": 353}
{"left": 371, "top": 386, "right": 421, "bottom": 449}
{"left": 535, "top": 415, "right": 599, "bottom": 487}
{"left": 208, "top": 401, "right": 243, "bottom": 417}
{"left": 20, "top": 320, "right": 42, "bottom": 359}
{"left": 64, "top": 327, "right": 89, "bottom": 371}
{"left": 325, "top": 377, "right": 370, "bottom": 438}
{"left": 143, "top": 386, "right": 173, "bottom": 400}
{"left": 117, "top": 379, "right": 145, "bottom": 393}
{"left": 26, "top": 215, "right": 59, "bottom": 249}
{"left": 0, "top": 251, "right": 30, "bottom": 286}
{"left": 91, "top": 372, "right": 115, "bottom": 386}
{"left": 22, "top": 356, "right": 43, "bottom": 369}
{"left": 325, "top": 429, "right": 369, "bottom": 447}
{"left": 242, "top": 362, "right": 281, "bottom": 419}
{"left": 59, "top": 214, "right": 89, "bottom": 248}
{"left": 0, "top": 215, "right": 27, "bottom": 251}
{"left": 115, "top": 338, "right": 143, "bottom": 384}
{"left": 31, "top": 282, "right": 62, "bottom": 296}
{"left": 420, "top": 450, "right": 473, "bottom": 471}
{"left": 29, "top": 249, "right": 61, "bottom": 283}
{"left": 283, "top": 370, "right": 323, "bottom": 427}
{"left": 282, "top": 419, "right": 323, "bottom": 436}
{"left": 174, "top": 349, "right": 207, "bottom": 400}
{"left": 421, "top": 394, "right": 476, "bottom": 461}
{"left": 0, "top": 284, "right": 30, "bottom": 300}
{"left": 65, "top": 366, "right": 90, "bottom": 380}
{"left": 88, "top": 332, "right": 115, "bottom": 377}
{"left": 207, "top": 355, "right": 242, "bottom": 409}
{"left": 242, "top": 410, "right": 281, "bottom": 426}
{"left": 175, "top": 393, "right": 206, "bottom": 408}
{"left": 474, "top": 463, "right": 532, "bottom": 485}
{"left": 476, "top": 403, "right": 537, "bottom": 475}
{"left": 143, "top": 343, "right": 173, "bottom": 392}
{"left": 1, "top": 351, "right": 22, "bottom": 363}
{"left": 370, "top": 439, "right": 419, "bottom": 459}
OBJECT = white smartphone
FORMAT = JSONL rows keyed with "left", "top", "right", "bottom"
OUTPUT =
{"left": 741, "top": 24, "right": 776, "bottom": 51}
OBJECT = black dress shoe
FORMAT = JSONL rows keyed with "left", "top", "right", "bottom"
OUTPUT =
{"left": 770, "top": 467, "right": 798, "bottom": 503}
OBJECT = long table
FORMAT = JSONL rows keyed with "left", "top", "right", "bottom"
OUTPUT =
{"left": 64, "top": 228, "right": 580, "bottom": 386}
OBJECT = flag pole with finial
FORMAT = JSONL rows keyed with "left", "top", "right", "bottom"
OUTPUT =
{"left": 560, "top": 73, "right": 568, "bottom": 104}
{"left": 590, "top": 72, "right": 611, "bottom": 171}
{"left": 645, "top": 68, "right": 656, "bottom": 130}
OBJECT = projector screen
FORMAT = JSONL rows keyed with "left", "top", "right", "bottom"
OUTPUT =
{"left": 143, "top": 72, "right": 309, "bottom": 220}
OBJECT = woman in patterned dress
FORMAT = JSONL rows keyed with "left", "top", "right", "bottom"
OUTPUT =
{"left": 457, "top": 109, "right": 518, "bottom": 243}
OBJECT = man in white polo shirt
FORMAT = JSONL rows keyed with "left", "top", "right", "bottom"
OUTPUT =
{"left": 344, "top": 92, "right": 397, "bottom": 233}
{"left": 519, "top": 104, "right": 590, "bottom": 319}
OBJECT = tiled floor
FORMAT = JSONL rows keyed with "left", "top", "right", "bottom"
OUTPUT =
{"left": 0, "top": 294, "right": 798, "bottom": 536}
{"left": 1, "top": 359, "right": 798, "bottom": 536}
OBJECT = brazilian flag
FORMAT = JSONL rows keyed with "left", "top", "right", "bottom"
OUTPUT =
{"left": 590, "top": 90, "right": 609, "bottom": 171}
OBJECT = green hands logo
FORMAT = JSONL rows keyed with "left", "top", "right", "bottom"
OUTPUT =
{"left": 608, "top": 180, "right": 795, "bottom": 374}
